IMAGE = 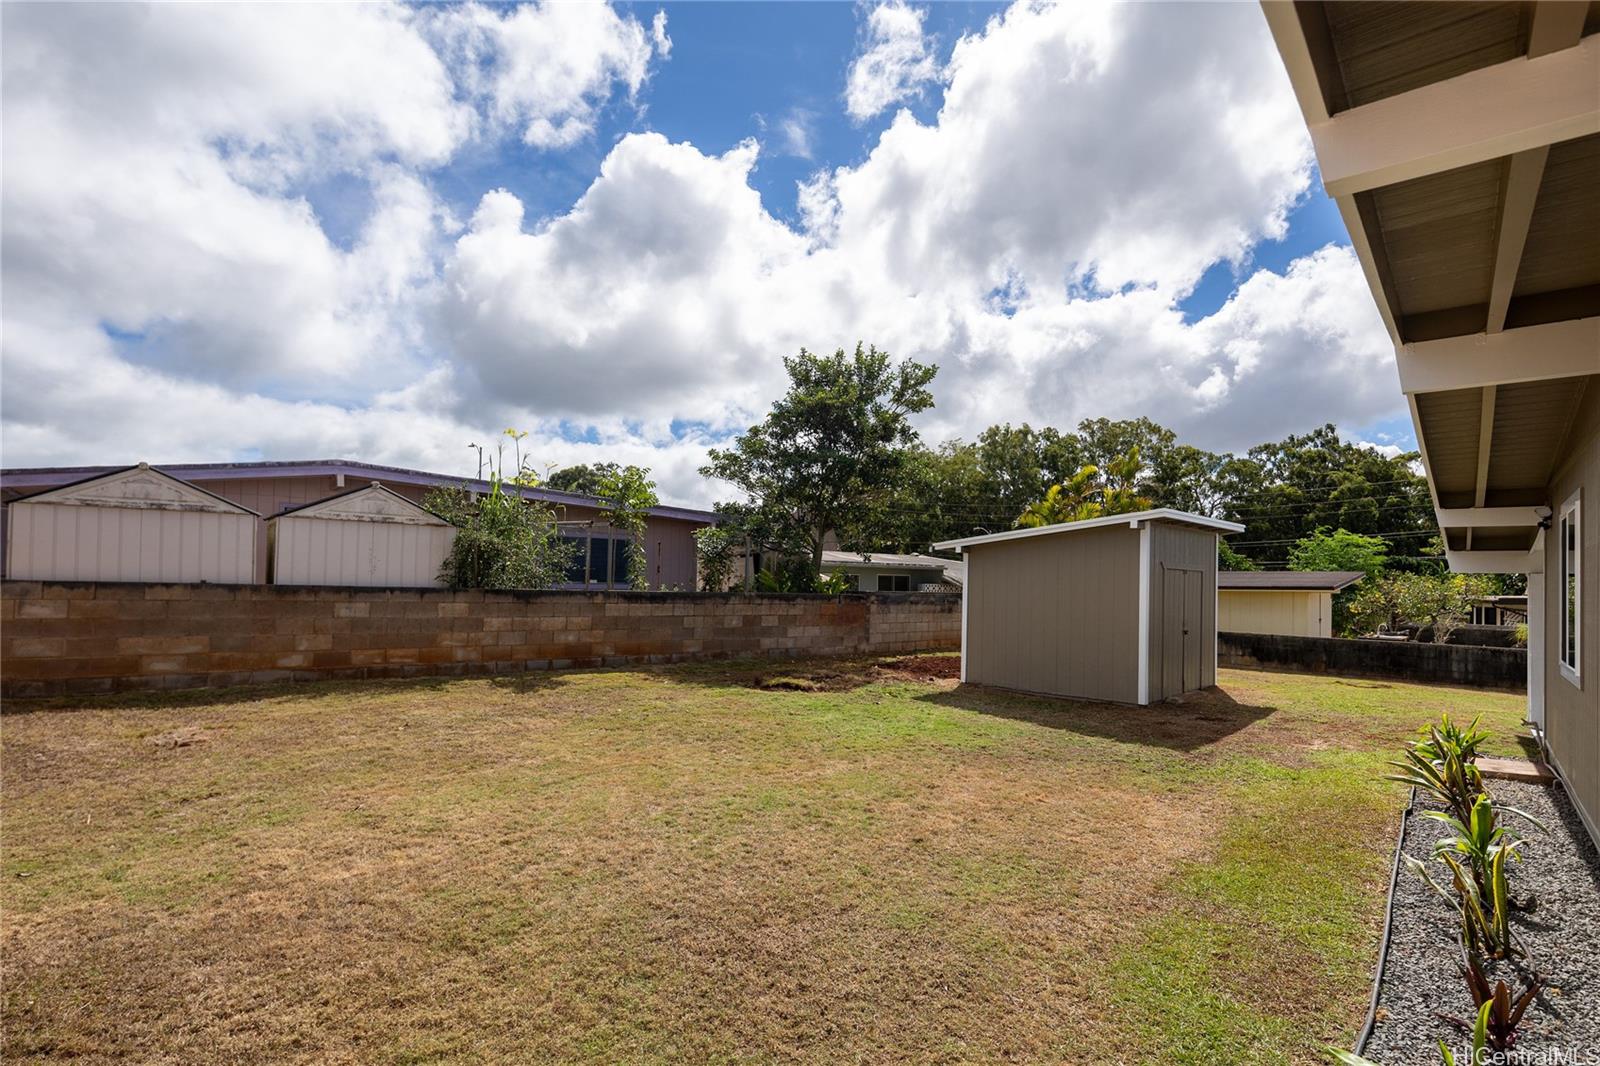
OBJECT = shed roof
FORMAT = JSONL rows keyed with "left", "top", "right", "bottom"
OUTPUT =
{"left": 9, "top": 463, "right": 258, "bottom": 516}
{"left": 931, "top": 509, "right": 1244, "bottom": 552}
{"left": 1217, "top": 570, "right": 1365, "bottom": 592}
{"left": 268, "top": 482, "right": 452, "bottom": 526}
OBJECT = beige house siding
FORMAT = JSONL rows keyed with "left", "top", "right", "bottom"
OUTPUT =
{"left": 1147, "top": 523, "right": 1218, "bottom": 701}
{"left": 1544, "top": 387, "right": 1600, "bottom": 843}
{"left": 964, "top": 524, "right": 1140, "bottom": 704}
{"left": 1218, "top": 589, "right": 1332, "bottom": 638}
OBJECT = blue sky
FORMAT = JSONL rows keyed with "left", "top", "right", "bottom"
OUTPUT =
{"left": 2, "top": 1, "right": 1415, "bottom": 503}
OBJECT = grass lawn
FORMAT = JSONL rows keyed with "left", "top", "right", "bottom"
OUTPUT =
{"left": 1, "top": 659, "right": 1528, "bottom": 1064}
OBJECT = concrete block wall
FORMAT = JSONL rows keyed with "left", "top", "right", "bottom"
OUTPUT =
{"left": 0, "top": 581, "right": 960, "bottom": 698}
{"left": 1219, "top": 631, "right": 1526, "bottom": 692}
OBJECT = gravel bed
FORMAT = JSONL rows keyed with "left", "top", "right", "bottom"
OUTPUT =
{"left": 1363, "top": 779, "right": 1600, "bottom": 1064}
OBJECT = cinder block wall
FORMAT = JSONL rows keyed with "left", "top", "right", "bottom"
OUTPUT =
{"left": 1219, "top": 631, "right": 1526, "bottom": 692}
{"left": 0, "top": 581, "right": 960, "bottom": 698}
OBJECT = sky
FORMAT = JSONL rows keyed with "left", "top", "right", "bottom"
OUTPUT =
{"left": 0, "top": 0, "right": 1417, "bottom": 507}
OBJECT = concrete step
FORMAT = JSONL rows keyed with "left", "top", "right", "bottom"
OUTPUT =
{"left": 1477, "top": 756, "right": 1554, "bottom": 785}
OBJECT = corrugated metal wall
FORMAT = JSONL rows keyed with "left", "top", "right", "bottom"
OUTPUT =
{"left": 1147, "top": 523, "right": 1218, "bottom": 701}
{"left": 5, "top": 502, "right": 256, "bottom": 583}
{"left": 1218, "top": 589, "right": 1331, "bottom": 638}
{"left": 270, "top": 516, "right": 455, "bottom": 587}
{"left": 965, "top": 524, "right": 1140, "bottom": 703}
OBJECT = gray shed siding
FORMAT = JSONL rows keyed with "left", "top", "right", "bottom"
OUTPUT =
{"left": 964, "top": 524, "right": 1140, "bottom": 703}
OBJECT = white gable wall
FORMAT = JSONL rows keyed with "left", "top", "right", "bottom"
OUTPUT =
{"left": 5, "top": 466, "right": 258, "bottom": 583}
{"left": 269, "top": 485, "right": 455, "bottom": 588}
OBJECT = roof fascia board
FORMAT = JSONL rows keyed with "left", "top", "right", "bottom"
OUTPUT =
{"left": 932, "top": 509, "right": 1244, "bottom": 551}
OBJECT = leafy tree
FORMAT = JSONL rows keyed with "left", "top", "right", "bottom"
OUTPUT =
{"left": 1216, "top": 425, "right": 1433, "bottom": 569}
{"left": 1346, "top": 571, "right": 1496, "bottom": 641}
{"left": 1218, "top": 540, "right": 1259, "bottom": 571}
{"left": 693, "top": 525, "right": 742, "bottom": 592}
{"left": 700, "top": 343, "right": 937, "bottom": 581}
{"left": 546, "top": 462, "right": 622, "bottom": 497}
{"left": 596, "top": 465, "right": 658, "bottom": 590}
{"left": 425, "top": 473, "right": 574, "bottom": 590}
{"left": 1288, "top": 527, "right": 1390, "bottom": 578}
{"left": 1016, "top": 448, "right": 1152, "bottom": 528}
{"left": 1017, "top": 465, "right": 1102, "bottom": 527}
{"left": 1288, "top": 527, "right": 1391, "bottom": 634}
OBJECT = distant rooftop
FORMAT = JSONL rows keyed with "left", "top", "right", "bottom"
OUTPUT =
{"left": 0, "top": 458, "right": 719, "bottom": 524}
{"left": 1218, "top": 571, "right": 1365, "bottom": 592}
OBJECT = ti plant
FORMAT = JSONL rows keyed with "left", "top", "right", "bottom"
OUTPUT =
{"left": 1413, "top": 712, "right": 1491, "bottom": 764}
{"left": 1406, "top": 844, "right": 1518, "bottom": 959}
{"left": 1439, "top": 946, "right": 1542, "bottom": 1053}
{"left": 1387, "top": 722, "right": 1485, "bottom": 826}
{"left": 1426, "top": 793, "right": 1545, "bottom": 912}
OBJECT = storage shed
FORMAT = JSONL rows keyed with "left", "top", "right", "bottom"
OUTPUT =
{"left": 1217, "top": 570, "right": 1365, "bottom": 638}
{"left": 4, "top": 463, "right": 258, "bottom": 583}
{"left": 934, "top": 509, "right": 1245, "bottom": 705}
{"left": 268, "top": 482, "right": 455, "bottom": 588}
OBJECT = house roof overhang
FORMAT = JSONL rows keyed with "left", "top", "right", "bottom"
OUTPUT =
{"left": 1263, "top": 1, "right": 1600, "bottom": 574}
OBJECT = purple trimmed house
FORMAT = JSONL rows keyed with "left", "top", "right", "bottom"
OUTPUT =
{"left": 1, "top": 459, "right": 717, "bottom": 590}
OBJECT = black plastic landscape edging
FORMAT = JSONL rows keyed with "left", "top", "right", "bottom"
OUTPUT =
{"left": 1355, "top": 785, "right": 1417, "bottom": 1056}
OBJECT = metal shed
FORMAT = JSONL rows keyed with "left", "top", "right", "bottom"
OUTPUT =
{"left": 268, "top": 482, "right": 455, "bottom": 588}
{"left": 4, "top": 463, "right": 258, "bottom": 583}
{"left": 934, "top": 509, "right": 1245, "bottom": 705}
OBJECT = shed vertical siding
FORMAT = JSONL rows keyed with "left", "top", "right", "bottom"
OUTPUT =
{"left": 1543, "top": 386, "right": 1600, "bottom": 844}
{"left": 1147, "top": 524, "right": 1218, "bottom": 700}
{"left": 964, "top": 524, "right": 1140, "bottom": 703}
{"left": 5, "top": 502, "right": 256, "bottom": 583}
{"left": 1218, "top": 589, "right": 1332, "bottom": 637}
{"left": 271, "top": 516, "right": 455, "bottom": 588}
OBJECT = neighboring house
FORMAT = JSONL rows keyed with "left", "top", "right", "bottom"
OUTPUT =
{"left": 1470, "top": 594, "right": 1529, "bottom": 627}
{"left": 1217, "top": 570, "right": 1364, "bottom": 638}
{"left": 819, "top": 550, "right": 964, "bottom": 592}
{"left": 1265, "top": 2, "right": 1599, "bottom": 843}
{"left": 935, "top": 509, "right": 1245, "bottom": 705}
{"left": 1, "top": 459, "right": 718, "bottom": 590}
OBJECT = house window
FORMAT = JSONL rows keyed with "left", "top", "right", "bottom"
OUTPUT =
{"left": 561, "top": 536, "right": 588, "bottom": 583}
{"left": 877, "top": 574, "right": 911, "bottom": 592}
{"left": 1559, "top": 491, "right": 1581, "bottom": 685}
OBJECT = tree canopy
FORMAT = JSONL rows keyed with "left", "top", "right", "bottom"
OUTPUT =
{"left": 701, "top": 343, "right": 937, "bottom": 578}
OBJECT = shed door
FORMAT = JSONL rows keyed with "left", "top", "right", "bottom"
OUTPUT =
{"left": 1182, "top": 568, "right": 1204, "bottom": 692}
{"left": 1161, "top": 566, "right": 1205, "bottom": 697}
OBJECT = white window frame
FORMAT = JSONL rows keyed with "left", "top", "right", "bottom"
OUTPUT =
{"left": 1558, "top": 489, "right": 1581, "bottom": 687}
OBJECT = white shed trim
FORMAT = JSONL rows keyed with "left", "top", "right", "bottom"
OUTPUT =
{"left": 1137, "top": 522, "right": 1151, "bottom": 706}
{"left": 932, "top": 508, "right": 1243, "bottom": 552}
{"left": 14, "top": 463, "right": 256, "bottom": 515}
{"left": 959, "top": 548, "right": 969, "bottom": 683}
{"left": 267, "top": 481, "right": 450, "bottom": 526}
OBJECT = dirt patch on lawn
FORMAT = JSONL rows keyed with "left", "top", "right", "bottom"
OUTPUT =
{"left": 876, "top": 654, "right": 961, "bottom": 681}
{"left": 749, "top": 655, "right": 960, "bottom": 692}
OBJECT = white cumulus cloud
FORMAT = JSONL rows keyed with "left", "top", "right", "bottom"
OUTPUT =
{"left": 845, "top": 0, "right": 941, "bottom": 122}
{"left": 1, "top": 0, "right": 1403, "bottom": 510}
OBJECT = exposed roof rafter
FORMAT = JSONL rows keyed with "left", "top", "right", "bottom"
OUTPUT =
{"left": 1311, "top": 34, "right": 1600, "bottom": 199}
